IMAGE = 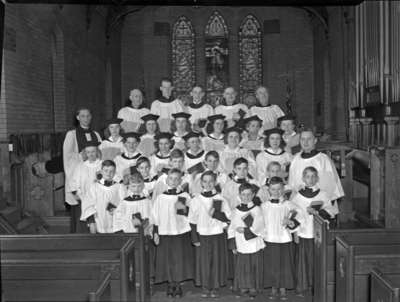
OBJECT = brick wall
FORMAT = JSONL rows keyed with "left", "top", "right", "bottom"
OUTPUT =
{"left": 121, "top": 6, "right": 314, "bottom": 127}
{"left": 0, "top": 4, "right": 122, "bottom": 205}
{"left": 1, "top": 4, "right": 121, "bottom": 135}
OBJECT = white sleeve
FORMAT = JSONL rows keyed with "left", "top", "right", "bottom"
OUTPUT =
{"left": 150, "top": 101, "right": 161, "bottom": 115}
{"left": 112, "top": 202, "right": 127, "bottom": 232}
{"left": 80, "top": 184, "right": 97, "bottom": 221}
{"left": 249, "top": 207, "right": 265, "bottom": 237}
{"left": 221, "top": 197, "right": 232, "bottom": 220}
{"left": 273, "top": 105, "right": 285, "bottom": 118}
{"left": 117, "top": 108, "right": 124, "bottom": 119}
{"left": 227, "top": 210, "right": 238, "bottom": 239}
{"left": 187, "top": 197, "right": 199, "bottom": 225}
{"left": 151, "top": 196, "right": 161, "bottom": 226}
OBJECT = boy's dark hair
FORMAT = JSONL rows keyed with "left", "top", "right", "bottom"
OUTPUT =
{"left": 126, "top": 172, "right": 144, "bottom": 185}
{"left": 233, "top": 157, "right": 248, "bottom": 168}
{"left": 168, "top": 168, "right": 183, "bottom": 176}
{"left": 136, "top": 156, "right": 150, "bottom": 168}
{"left": 238, "top": 182, "right": 255, "bottom": 194}
{"left": 303, "top": 166, "right": 318, "bottom": 176}
{"left": 170, "top": 148, "right": 184, "bottom": 159}
{"left": 102, "top": 160, "right": 116, "bottom": 168}
{"left": 269, "top": 176, "right": 284, "bottom": 186}
{"left": 205, "top": 150, "right": 219, "bottom": 161}
{"left": 160, "top": 77, "right": 173, "bottom": 85}
{"left": 201, "top": 170, "right": 217, "bottom": 181}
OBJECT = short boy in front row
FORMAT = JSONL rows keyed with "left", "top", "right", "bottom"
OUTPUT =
{"left": 152, "top": 149, "right": 192, "bottom": 199}
{"left": 152, "top": 168, "right": 194, "bottom": 298}
{"left": 222, "top": 157, "right": 259, "bottom": 210}
{"left": 228, "top": 183, "right": 265, "bottom": 299}
{"left": 291, "top": 166, "right": 337, "bottom": 296}
{"left": 188, "top": 171, "right": 231, "bottom": 298}
{"left": 261, "top": 176, "right": 300, "bottom": 300}
{"left": 113, "top": 172, "right": 151, "bottom": 233}
{"left": 81, "top": 160, "right": 120, "bottom": 233}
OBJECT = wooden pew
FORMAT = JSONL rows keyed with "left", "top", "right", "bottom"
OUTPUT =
{"left": 313, "top": 215, "right": 400, "bottom": 302}
{"left": 335, "top": 233, "right": 400, "bottom": 302}
{"left": 1, "top": 233, "right": 150, "bottom": 302}
{"left": 370, "top": 268, "right": 400, "bottom": 302}
{"left": 89, "top": 271, "right": 112, "bottom": 302}
{"left": 3, "top": 264, "right": 112, "bottom": 302}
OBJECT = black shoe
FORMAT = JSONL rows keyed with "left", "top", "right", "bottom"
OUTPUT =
{"left": 174, "top": 284, "right": 183, "bottom": 298}
{"left": 167, "top": 283, "right": 174, "bottom": 298}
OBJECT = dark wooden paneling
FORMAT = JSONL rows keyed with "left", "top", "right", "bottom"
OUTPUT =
{"left": 336, "top": 233, "right": 400, "bottom": 302}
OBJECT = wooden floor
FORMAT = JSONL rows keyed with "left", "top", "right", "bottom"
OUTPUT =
{"left": 152, "top": 282, "right": 312, "bottom": 302}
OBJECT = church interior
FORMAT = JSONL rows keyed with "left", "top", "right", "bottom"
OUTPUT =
{"left": 1, "top": 0, "right": 400, "bottom": 301}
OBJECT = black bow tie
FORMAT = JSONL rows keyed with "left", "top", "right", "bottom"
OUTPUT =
{"left": 104, "top": 180, "right": 114, "bottom": 187}
{"left": 270, "top": 199, "right": 280, "bottom": 204}
{"left": 165, "top": 188, "right": 178, "bottom": 195}
{"left": 125, "top": 194, "right": 146, "bottom": 201}
{"left": 202, "top": 191, "right": 217, "bottom": 198}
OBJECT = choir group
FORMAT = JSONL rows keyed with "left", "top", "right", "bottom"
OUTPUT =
{"left": 62, "top": 77, "right": 344, "bottom": 300}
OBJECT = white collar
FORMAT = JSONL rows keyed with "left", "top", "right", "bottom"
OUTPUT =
{"left": 209, "top": 133, "right": 224, "bottom": 140}
{"left": 266, "top": 147, "right": 282, "bottom": 154}
{"left": 141, "top": 133, "right": 155, "bottom": 138}
{"left": 108, "top": 136, "right": 123, "bottom": 143}
{"left": 174, "top": 131, "right": 188, "bottom": 138}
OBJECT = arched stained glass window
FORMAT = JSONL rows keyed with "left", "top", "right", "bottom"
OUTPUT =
{"left": 205, "top": 11, "right": 229, "bottom": 107}
{"left": 172, "top": 16, "right": 195, "bottom": 104}
{"left": 239, "top": 14, "right": 262, "bottom": 106}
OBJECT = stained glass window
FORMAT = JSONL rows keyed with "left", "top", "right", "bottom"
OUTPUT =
{"left": 239, "top": 15, "right": 262, "bottom": 106}
{"left": 172, "top": 16, "right": 195, "bottom": 104}
{"left": 205, "top": 11, "right": 229, "bottom": 107}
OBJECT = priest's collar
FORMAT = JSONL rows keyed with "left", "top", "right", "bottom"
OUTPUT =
{"left": 264, "top": 148, "right": 284, "bottom": 156}
{"left": 201, "top": 190, "right": 218, "bottom": 198}
{"left": 299, "top": 185, "right": 320, "bottom": 198}
{"left": 208, "top": 133, "right": 224, "bottom": 140}
{"left": 186, "top": 149, "right": 205, "bottom": 159}
{"left": 300, "top": 149, "right": 319, "bottom": 159}
{"left": 121, "top": 152, "right": 141, "bottom": 160}
{"left": 237, "top": 201, "right": 256, "bottom": 211}
{"left": 188, "top": 101, "right": 205, "bottom": 109}
{"left": 155, "top": 152, "right": 170, "bottom": 159}
{"left": 77, "top": 125, "right": 91, "bottom": 132}
{"left": 158, "top": 96, "right": 174, "bottom": 103}
{"left": 255, "top": 103, "right": 271, "bottom": 108}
